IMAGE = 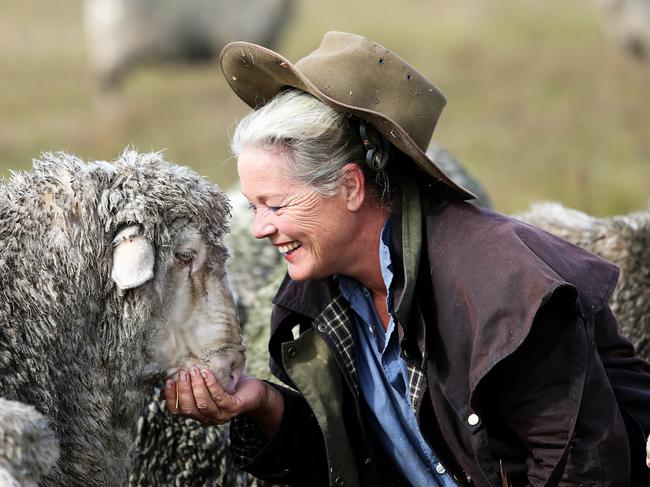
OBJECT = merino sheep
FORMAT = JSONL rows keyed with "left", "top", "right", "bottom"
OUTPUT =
{"left": 83, "top": 0, "right": 295, "bottom": 90}
{"left": 129, "top": 143, "right": 488, "bottom": 485}
{"left": 516, "top": 202, "right": 650, "bottom": 360}
{"left": 129, "top": 192, "right": 284, "bottom": 486}
{"left": 0, "top": 150, "right": 245, "bottom": 485}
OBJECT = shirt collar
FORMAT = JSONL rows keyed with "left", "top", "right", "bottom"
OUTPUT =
{"left": 338, "top": 214, "right": 394, "bottom": 305}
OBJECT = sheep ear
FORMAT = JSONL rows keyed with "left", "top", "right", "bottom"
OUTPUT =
{"left": 111, "top": 225, "right": 155, "bottom": 290}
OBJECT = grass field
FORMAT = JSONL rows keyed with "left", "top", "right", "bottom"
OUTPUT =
{"left": 1, "top": 0, "right": 648, "bottom": 215}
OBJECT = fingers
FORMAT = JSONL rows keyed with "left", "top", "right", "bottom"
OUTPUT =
{"left": 164, "top": 370, "right": 196, "bottom": 418}
{"left": 200, "top": 368, "right": 232, "bottom": 409}
{"left": 163, "top": 368, "right": 236, "bottom": 426}
{"left": 163, "top": 377, "right": 179, "bottom": 414}
{"left": 190, "top": 368, "right": 224, "bottom": 414}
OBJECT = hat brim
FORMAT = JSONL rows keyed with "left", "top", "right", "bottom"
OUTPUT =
{"left": 220, "top": 41, "right": 476, "bottom": 200}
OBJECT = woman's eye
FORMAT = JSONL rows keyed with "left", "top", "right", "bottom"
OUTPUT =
{"left": 268, "top": 206, "right": 282, "bottom": 212}
{"left": 247, "top": 202, "right": 257, "bottom": 213}
{"left": 174, "top": 250, "right": 195, "bottom": 264}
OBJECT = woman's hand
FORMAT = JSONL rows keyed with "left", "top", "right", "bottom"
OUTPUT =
{"left": 646, "top": 434, "right": 650, "bottom": 468}
{"left": 163, "top": 367, "right": 284, "bottom": 437}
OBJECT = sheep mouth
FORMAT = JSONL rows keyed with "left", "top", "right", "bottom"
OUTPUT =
{"left": 141, "top": 363, "right": 166, "bottom": 388}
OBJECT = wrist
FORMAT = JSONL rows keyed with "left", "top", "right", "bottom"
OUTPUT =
{"left": 247, "top": 382, "right": 284, "bottom": 438}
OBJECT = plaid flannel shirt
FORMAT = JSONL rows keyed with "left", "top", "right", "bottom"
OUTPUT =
{"left": 231, "top": 293, "right": 427, "bottom": 466}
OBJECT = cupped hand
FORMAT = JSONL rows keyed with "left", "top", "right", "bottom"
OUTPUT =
{"left": 164, "top": 367, "right": 272, "bottom": 427}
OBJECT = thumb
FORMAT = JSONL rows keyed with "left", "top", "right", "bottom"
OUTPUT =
{"left": 200, "top": 369, "right": 234, "bottom": 409}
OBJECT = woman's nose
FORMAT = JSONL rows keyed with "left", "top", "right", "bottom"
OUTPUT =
{"left": 252, "top": 213, "right": 277, "bottom": 239}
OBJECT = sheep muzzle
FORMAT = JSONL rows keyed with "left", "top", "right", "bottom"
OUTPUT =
{"left": 154, "top": 226, "right": 246, "bottom": 394}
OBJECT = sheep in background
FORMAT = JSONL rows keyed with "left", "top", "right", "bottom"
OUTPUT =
{"left": 226, "top": 191, "right": 285, "bottom": 331}
{"left": 0, "top": 398, "right": 60, "bottom": 487}
{"left": 0, "top": 150, "right": 244, "bottom": 485}
{"left": 595, "top": 0, "right": 650, "bottom": 66}
{"left": 83, "top": 0, "right": 295, "bottom": 90}
{"left": 129, "top": 143, "right": 487, "bottom": 485}
{"left": 516, "top": 202, "right": 650, "bottom": 360}
{"left": 427, "top": 143, "right": 492, "bottom": 208}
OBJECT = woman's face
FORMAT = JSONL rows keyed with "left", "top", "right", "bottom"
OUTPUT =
{"left": 237, "top": 147, "right": 359, "bottom": 281}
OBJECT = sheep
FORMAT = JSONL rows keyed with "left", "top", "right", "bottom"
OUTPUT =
{"left": 515, "top": 201, "right": 650, "bottom": 360}
{"left": 83, "top": 0, "right": 295, "bottom": 90}
{"left": 427, "top": 143, "right": 492, "bottom": 208}
{"left": 129, "top": 192, "right": 284, "bottom": 487}
{"left": 595, "top": 0, "right": 650, "bottom": 66}
{"left": 0, "top": 150, "right": 245, "bottom": 485}
{"left": 128, "top": 142, "right": 488, "bottom": 486}
{"left": 0, "top": 398, "right": 60, "bottom": 487}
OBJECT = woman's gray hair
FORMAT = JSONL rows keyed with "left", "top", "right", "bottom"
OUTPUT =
{"left": 230, "top": 89, "right": 392, "bottom": 199}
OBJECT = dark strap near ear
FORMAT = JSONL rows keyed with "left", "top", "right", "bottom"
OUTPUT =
{"left": 359, "top": 120, "right": 390, "bottom": 171}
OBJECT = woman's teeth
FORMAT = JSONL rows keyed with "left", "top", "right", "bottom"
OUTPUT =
{"left": 278, "top": 241, "right": 302, "bottom": 254}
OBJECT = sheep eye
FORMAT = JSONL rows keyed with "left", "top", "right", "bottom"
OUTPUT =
{"left": 174, "top": 250, "right": 195, "bottom": 264}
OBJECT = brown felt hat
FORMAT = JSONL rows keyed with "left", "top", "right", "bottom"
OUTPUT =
{"left": 220, "top": 31, "right": 475, "bottom": 200}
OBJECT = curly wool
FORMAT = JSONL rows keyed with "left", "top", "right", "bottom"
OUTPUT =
{"left": 0, "top": 398, "right": 59, "bottom": 487}
{"left": 516, "top": 202, "right": 650, "bottom": 360}
{"left": 0, "top": 150, "right": 232, "bottom": 486}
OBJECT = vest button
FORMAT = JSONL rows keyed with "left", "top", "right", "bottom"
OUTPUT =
{"left": 467, "top": 413, "right": 480, "bottom": 426}
{"left": 286, "top": 346, "right": 297, "bottom": 358}
{"left": 334, "top": 476, "right": 345, "bottom": 486}
{"left": 435, "top": 463, "right": 446, "bottom": 474}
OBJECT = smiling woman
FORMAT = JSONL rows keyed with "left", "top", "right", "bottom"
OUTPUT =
{"left": 238, "top": 146, "right": 383, "bottom": 283}
{"left": 231, "top": 90, "right": 397, "bottom": 284}
{"left": 164, "top": 32, "right": 650, "bottom": 486}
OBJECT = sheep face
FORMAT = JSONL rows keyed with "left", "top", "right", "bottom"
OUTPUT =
{"left": 151, "top": 225, "right": 245, "bottom": 393}
{"left": 106, "top": 180, "right": 245, "bottom": 396}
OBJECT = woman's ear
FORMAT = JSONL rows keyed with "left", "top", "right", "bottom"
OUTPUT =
{"left": 340, "top": 163, "right": 366, "bottom": 211}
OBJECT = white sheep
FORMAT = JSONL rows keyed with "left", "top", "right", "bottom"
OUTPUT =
{"left": 83, "top": 0, "right": 295, "bottom": 90}
{"left": 515, "top": 201, "right": 650, "bottom": 360}
{"left": 0, "top": 150, "right": 244, "bottom": 485}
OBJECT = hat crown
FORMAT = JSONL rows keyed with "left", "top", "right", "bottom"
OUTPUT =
{"left": 220, "top": 31, "right": 475, "bottom": 199}
{"left": 294, "top": 32, "right": 446, "bottom": 151}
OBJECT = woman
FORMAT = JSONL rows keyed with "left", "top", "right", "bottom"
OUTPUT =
{"left": 165, "top": 32, "right": 650, "bottom": 486}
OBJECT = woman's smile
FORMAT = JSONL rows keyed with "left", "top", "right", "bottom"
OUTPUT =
{"left": 277, "top": 240, "right": 303, "bottom": 263}
{"left": 237, "top": 147, "right": 360, "bottom": 281}
{"left": 276, "top": 240, "right": 302, "bottom": 256}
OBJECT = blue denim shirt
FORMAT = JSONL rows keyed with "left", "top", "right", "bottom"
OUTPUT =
{"left": 338, "top": 217, "right": 457, "bottom": 487}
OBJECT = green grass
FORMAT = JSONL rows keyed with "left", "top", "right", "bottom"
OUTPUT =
{"left": 1, "top": 0, "right": 648, "bottom": 216}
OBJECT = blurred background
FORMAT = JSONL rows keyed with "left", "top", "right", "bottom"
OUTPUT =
{"left": 1, "top": 0, "right": 648, "bottom": 215}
